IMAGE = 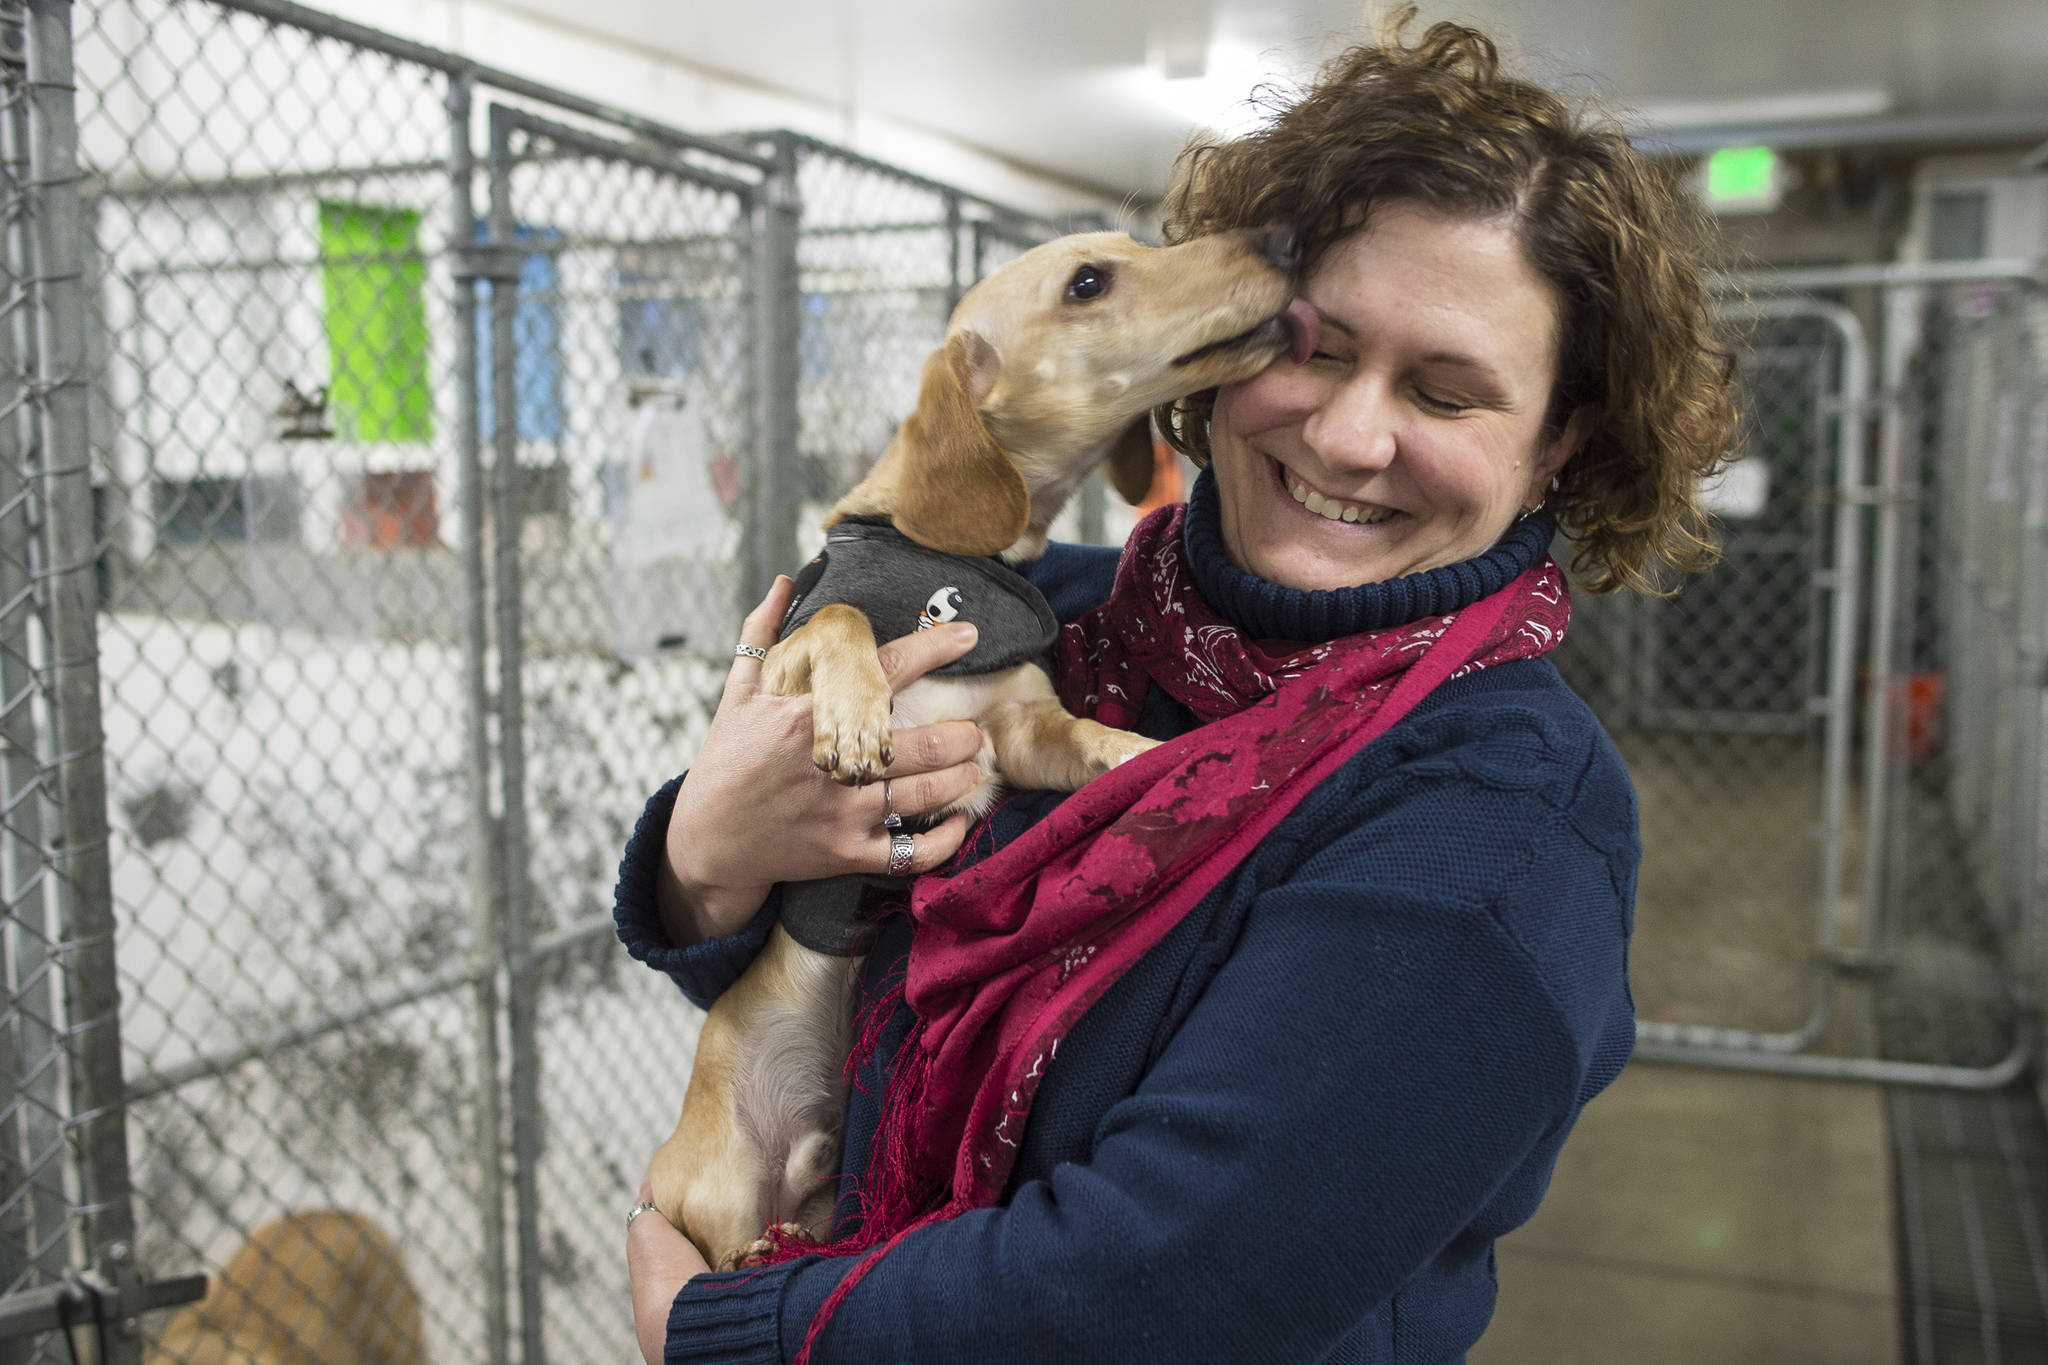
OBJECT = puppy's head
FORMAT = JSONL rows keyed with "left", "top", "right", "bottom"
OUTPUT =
{"left": 951, "top": 229, "right": 1297, "bottom": 499}
{"left": 844, "top": 229, "right": 1300, "bottom": 559}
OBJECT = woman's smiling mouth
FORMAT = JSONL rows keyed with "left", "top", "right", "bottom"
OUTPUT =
{"left": 1275, "top": 460, "right": 1400, "bottom": 525}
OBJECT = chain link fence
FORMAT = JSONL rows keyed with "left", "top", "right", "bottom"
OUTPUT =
{"left": 3, "top": 2, "right": 2046, "bottom": 1364}
{"left": 1876, "top": 276, "right": 2048, "bottom": 1362}
{"left": 0, "top": 2, "right": 1091, "bottom": 1363}
{"left": 0, "top": 1, "right": 145, "bottom": 1357}
{"left": 1562, "top": 302, "right": 1864, "bottom": 1049}
{"left": 1879, "top": 280, "right": 2046, "bottom": 1071}
{"left": 1560, "top": 272, "right": 2046, "bottom": 1089}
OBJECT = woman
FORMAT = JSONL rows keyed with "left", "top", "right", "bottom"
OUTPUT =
{"left": 617, "top": 15, "right": 1735, "bottom": 1363}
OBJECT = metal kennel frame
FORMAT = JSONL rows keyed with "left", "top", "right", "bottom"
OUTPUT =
{"left": 0, "top": 2, "right": 2043, "bottom": 1363}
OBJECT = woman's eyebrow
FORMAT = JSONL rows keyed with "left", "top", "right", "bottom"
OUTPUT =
{"left": 1417, "top": 350, "right": 1503, "bottom": 375}
{"left": 1312, "top": 311, "right": 1508, "bottom": 375}
{"left": 1310, "top": 306, "right": 1354, "bottom": 338}
{"left": 1417, "top": 352, "right": 1524, "bottom": 404}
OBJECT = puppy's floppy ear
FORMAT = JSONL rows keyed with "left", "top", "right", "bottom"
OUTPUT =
{"left": 1106, "top": 417, "right": 1157, "bottom": 506}
{"left": 892, "top": 331, "right": 1029, "bottom": 556}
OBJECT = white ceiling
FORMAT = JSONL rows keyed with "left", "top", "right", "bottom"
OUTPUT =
{"left": 490, "top": 0, "right": 2048, "bottom": 199}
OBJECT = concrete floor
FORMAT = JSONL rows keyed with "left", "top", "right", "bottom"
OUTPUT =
{"left": 1475, "top": 1060, "right": 1899, "bottom": 1365}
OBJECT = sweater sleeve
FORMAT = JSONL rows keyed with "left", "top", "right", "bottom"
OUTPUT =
{"left": 658, "top": 712, "right": 1635, "bottom": 1363}
{"left": 612, "top": 773, "right": 778, "bottom": 1010}
{"left": 1021, "top": 540, "right": 1120, "bottom": 623}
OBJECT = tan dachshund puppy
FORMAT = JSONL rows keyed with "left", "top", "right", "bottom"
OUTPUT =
{"left": 652, "top": 228, "right": 1303, "bottom": 1268}
{"left": 144, "top": 1210, "right": 426, "bottom": 1365}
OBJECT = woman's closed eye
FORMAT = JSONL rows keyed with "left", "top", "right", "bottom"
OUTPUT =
{"left": 1411, "top": 386, "right": 1476, "bottom": 415}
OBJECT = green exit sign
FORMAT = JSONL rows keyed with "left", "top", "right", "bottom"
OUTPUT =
{"left": 1703, "top": 146, "right": 1781, "bottom": 213}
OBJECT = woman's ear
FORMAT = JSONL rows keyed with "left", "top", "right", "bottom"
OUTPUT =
{"left": 1531, "top": 405, "right": 1592, "bottom": 507}
{"left": 891, "top": 332, "right": 1030, "bottom": 556}
{"left": 1106, "top": 418, "right": 1157, "bottom": 505}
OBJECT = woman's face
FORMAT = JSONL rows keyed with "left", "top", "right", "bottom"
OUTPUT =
{"left": 1209, "top": 201, "right": 1583, "bottom": 593}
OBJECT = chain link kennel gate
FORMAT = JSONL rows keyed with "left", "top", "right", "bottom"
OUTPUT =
{"left": 5, "top": 3, "right": 2045, "bottom": 1363}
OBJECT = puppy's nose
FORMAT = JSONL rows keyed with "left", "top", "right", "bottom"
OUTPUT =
{"left": 1252, "top": 226, "right": 1300, "bottom": 273}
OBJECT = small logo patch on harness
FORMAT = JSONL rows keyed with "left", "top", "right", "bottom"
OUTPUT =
{"left": 918, "top": 586, "right": 963, "bottom": 631}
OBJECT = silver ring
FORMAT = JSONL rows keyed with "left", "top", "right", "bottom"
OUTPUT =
{"left": 733, "top": 643, "right": 768, "bottom": 661}
{"left": 625, "top": 1200, "right": 660, "bottom": 1232}
{"left": 887, "top": 830, "right": 914, "bottom": 877}
{"left": 881, "top": 778, "right": 902, "bottom": 831}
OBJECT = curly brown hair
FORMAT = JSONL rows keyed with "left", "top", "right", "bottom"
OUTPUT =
{"left": 1153, "top": 12, "right": 1739, "bottom": 594}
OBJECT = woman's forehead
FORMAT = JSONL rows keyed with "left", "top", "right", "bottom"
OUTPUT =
{"left": 1305, "top": 205, "right": 1562, "bottom": 367}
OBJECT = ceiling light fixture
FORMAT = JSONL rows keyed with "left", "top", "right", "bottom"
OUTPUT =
{"left": 1137, "top": 42, "right": 1290, "bottom": 137}
{"left": 1627, "top": 87, "right": 1892, "bottom": 133}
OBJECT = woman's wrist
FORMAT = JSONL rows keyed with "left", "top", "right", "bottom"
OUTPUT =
{"left": 656, "top": 844, "right": 770, "bottom": 946}
{"left": 657, "top": 768, "right": 774, "bottom": 943}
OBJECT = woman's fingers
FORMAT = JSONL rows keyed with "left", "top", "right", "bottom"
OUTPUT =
{"left": 626, "top": 1177, "right": 707, "bottom": 1365}
{"left": 873, "top": 813, "right": 971, "bottom": 876}
{"left": 878, "top": 759, "right": 985, "bottom": 824}
{"left": 723, "top": 575, "right": 794, "bottom": 698}
{"left": 877, "top": 621, "right": 977, "bottom": 691}
{"left": 668, "top": 597, "right": 984, "bottom": 910}
{"left": 884, "top": 719, "right": 983, "bottom": 778}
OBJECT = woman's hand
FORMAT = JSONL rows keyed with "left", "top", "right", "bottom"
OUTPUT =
{"left": 657, "top": 575, "right": 989, "bottom": 945}
{"left": 627, "top": 1180, "right": 707, "bottom": 1365}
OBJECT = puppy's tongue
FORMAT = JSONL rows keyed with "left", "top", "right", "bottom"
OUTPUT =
{"left": 1283, "top": 298, "right": 1320, "bottom": 365}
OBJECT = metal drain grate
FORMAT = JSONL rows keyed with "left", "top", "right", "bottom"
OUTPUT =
{"left": 1889, "top": 1084, "right": 2048, "bottom": 1364}
{"left": 1878, "top": 756, "right": 2046, "bottom": 1364}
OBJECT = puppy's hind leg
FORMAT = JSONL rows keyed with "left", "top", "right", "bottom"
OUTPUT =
{"left": 727, "top": 1128, "right": 843, "bottom": 1269}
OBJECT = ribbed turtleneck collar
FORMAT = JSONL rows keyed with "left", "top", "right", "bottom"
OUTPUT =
{"left": 1180, "top": 467, "right": 1555, "bottom": 643}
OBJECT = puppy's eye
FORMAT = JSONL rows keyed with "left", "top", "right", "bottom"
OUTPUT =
{"left": 1066, "top": 264, "right": 1111, "bottom": 301}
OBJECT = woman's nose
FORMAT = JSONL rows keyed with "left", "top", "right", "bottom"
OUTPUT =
{"left": 1301, "top": 375, "right": 1399, "bottom": 473}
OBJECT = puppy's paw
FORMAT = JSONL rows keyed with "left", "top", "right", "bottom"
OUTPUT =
{"left": 720, "top": 1223, "right": 816, "bottom": 1270}
{"left": 811, "top": 690, "right": 893, "bottom": 785}
{"left": 1083, "top": 729, "right": 1159, "bottom": 778}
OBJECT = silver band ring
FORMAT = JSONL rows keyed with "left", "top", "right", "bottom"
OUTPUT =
{"left": 887, "top": 830, "right": 915, "bottom": 877}
{"left": 881, "top": 778, "right": 903, "bottom": 831}
{"left": 625, "top": 1200, "right": 660, "bottom": 1232}
{"left": 733, "top": 643, "right": 768, "bottom": 661}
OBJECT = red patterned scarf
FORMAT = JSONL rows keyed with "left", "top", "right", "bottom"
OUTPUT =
{"left": 786, "top": 503, "right": 1570, "bottom": 1359}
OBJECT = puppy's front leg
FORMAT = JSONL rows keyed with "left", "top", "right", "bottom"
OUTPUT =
{"left": 981, "top": 663, "right": 1157, "bottom": 793}
{"left": 765, "top": 604, "right": 893, "bottom": 785}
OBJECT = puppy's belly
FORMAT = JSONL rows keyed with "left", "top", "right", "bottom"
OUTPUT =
{"left": 891, "top": 671, "right": 1007, "bottom": 817}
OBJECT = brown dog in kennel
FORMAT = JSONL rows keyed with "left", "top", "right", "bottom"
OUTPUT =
{"left": 144, "top": 1210, "right": 426, "bottom": 1365}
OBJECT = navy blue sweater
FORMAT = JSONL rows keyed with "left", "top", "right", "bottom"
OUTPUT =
{"left": 614, "top": 480, "right": 1639, "bottom": 1363}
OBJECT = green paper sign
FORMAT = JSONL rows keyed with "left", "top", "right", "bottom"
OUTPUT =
{"left": 1705, "top": 146, "right": 1777, "bottom": 209}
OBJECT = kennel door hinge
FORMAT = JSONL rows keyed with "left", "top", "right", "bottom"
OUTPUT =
{"left": 453, "top": 242, "right": 527, "bottom": 285}
{"left": 763, "top": 174, "right": 803, "bottom": 215}
{"left": 0, "top": 1263, "right": 207, "bottom": 1344}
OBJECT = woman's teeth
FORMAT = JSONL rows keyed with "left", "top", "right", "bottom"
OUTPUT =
{"left": 1287, "top": 474, "right": 1394, "bottom": 524}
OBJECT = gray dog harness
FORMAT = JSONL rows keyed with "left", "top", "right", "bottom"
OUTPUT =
{"left": 777, "top": 518, "right": 1059, "bottom": 674}
{"left": 775, "top": 517, "right": 1059, "bottom": 957}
